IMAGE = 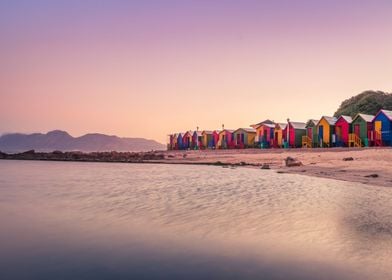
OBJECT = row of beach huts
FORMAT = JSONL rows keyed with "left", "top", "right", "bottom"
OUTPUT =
{"left": 167, "top": 109, "right": 392, "bottom": 150}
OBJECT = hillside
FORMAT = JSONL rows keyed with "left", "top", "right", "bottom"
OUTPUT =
{"left": 334, "top": 90, "right": 392, "bottom": 117}
{"left": 0, "top": 130, "right": 165, "bottom": 153}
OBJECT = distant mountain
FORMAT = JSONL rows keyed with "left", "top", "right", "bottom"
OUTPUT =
{"left": 0, "top": 130, "right": 165, "bottom": 153}
{"left": 334, "top": 90, "right": 392, "bottom": 117}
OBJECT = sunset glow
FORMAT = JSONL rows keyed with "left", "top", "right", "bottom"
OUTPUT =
{"left": 1, "top": 1, "right": 392, "bottom": 143}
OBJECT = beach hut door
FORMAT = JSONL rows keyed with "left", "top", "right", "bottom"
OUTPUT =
{"left": 318, "top": 126, "right": 324, "bottom": 146}
{"left": 375, "top": 121, "right": 382, "bottom": 133}
{"left": 307, "top": 128, "right": 312, "bottom": 139}
{"left": 354, "top": 124, "right": 360, "bottom": 137}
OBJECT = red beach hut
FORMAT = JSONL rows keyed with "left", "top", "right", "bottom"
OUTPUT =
{"left": 335, "top": 116, "right": 352, "bottom": 147}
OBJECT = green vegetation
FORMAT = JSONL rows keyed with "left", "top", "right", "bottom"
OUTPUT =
{"left": 334, "top": 90, "right": 392, "bottom": 117}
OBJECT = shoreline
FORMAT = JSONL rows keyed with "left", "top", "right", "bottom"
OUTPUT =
{"left": 1, "top": 148, "right": 391, "bottom": 187}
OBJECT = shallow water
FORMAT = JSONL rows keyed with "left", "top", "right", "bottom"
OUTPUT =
{"left": 0, "top": 160, "right": 391, "bottom": 279}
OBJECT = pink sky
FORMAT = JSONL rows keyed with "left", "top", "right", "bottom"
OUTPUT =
{"left": 1, "top": 1, "right": 391, "bottom": 143}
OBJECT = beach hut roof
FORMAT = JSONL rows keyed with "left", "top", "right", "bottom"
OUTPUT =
{"left": 290, "top": 122, "right": 306, "bottom": 130}
{"left": 353, "top": 113, "right": 374, "bottom": 123}
{"left": 256, "top": 123, "right": 275, "bottom": 129}
{"left": 305, "top": 119, "right": 318, "bottom": 127}
{"left": 219, "top": 129, "right": 235, "bottom": 134}
{"left": 233, "top": 128, "right": 256, "bottom": 134}
{"left": 201, "top": 130, "right": 214, "bottom": 135}
{"left": 318, "top": 116, "right": 337, "bottom": 126}
{"left": 337, "top": 115, "right": 353, "bottom": 124}
{"left": 276, "top": 123, "right": 287, "bottom": 129}
{"left": 250, "top": 119, "right": 275, "bottom": 128}
{"left": 183, "top": 130, "right": 193, "bottom": 137}
{"left": 373, "top": 109, "right": 392, "bottom": 121}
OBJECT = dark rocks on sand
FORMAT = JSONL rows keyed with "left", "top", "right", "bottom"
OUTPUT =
{"left": 343, "top": 157, "right": 354, "bottom": 161}
{"left": 284, "top": 157, "right": 302, "bottom": 167}
{"left": 260, "top": 164, "right": 270, "bottom": 170}
{"left": 365, "top": 174, "right": 379, "bottom": 178}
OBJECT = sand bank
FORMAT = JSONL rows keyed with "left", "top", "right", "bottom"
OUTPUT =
{"left": 162, "top": 148, "right": 392, "bottom": 188}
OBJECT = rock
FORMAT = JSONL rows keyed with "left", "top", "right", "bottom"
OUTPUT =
{"left": 182, "top": 154, "right": 187, "bottom": 158}
{"left": 277, "top": 171, "right": 286, "bottom": 174}
{"left": 365, "top": 174, "right": 379, "bottom": 178}
{"left": 343, "top": 157, "right": 354, "bottom": 161}
{"left": 261, "top": 164, "right": 270, "bottom": 170}
{"left": 284, "top": 157, "right": 302, "bottom": 167}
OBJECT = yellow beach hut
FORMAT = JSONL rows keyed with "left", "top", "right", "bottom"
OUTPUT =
{"left": 273, "top": 123, "right": 287, "bottom": 148}
{"left": 317, "top": 116, "right": 337, "bottom": 147}
{"left": 233, "top": 128, "right": 256, "bottom": 148}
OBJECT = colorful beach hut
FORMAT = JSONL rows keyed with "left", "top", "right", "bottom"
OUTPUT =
{"left": 201, "top": 131, "right": 213, "bottom": 149}
{"left": 182, "top": 131, "right": 193, "bottom": 150}
{"left": 171, "top": 133, "right": 179, "bottom": 150}
{"left": 233, "top": 128, "right": 256, "bottom": 148}
{"left": 176, "top": 133, "right": 183, "bottom": 150}
{"left": 302, "top": 119, "right": 318, "bottom": 148}
{"left": 351, "top": 113, "right": 374, "bottom": 147}
{"left": 192, "top": 131, "right": 203, "bottom": 150}
{"left": 218, "top": 129, "right": 235, "bottom": 149}
{"left": 372, "top": 109, "right": 392, "bottom": 146}
{"left": 317, "top": 116, "right": 337, "bottom": 147}
{"left": 335, "top": 116, "right": 352, "bottom": 147}
{"left": 255, "top": 123, "right": 275, "bottom": 148}
{"left": 272, "top": 123, "right": 286, "bottom": 148}
{"left": 212, "top": 131, "right": 220, "bottom": 148}
{"left": 167, "top": 134, "right": 176, "bottom": 150}
{"left": 283, "top": 122, "right": 306, "bottom": 148}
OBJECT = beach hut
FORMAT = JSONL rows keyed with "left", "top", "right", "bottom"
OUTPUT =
{"left": 218, "top": 129, "right": 235, "bottom": 149}
{"left": 177, "top": 133, "right": 183, "bottom": 150}
{"left": 233, "top": 128, "right": 256, "bottom": 148}
{"left": 166, "top": 134, "right": 171, "bottom": 150}
{"left": 167, "top": 134, "right": 176, "bottom": 150}
{"left": 255, "top": 123, "right": 275, "bottom": 148}
{"left": 317, "top": 116, "right": 337, "bottom": 147}
{"left": 303, "top": 119, "right": 318, "bottom": 148}
{"left": 182, "top": 131, "right": 193, "bottom": 150}
{"left": 351, "top": 113, "right": 374, "bottom": 147}
{"left": 171, "top": 133, "right": 178, "bottom": 150}
{"left": 372, "top": 109, "right": 392, "bottom": 146}
{"left": 335, "top": 116, "right": 353, "bottom": 147}
{"left": 201, "top": 130, "right": 213, "bottom": 149}
{"left": 192, "top": 131, "right": 203, "bottom": 150}
{"left": 272, "top": 123, "right": 286, "bottom": 148}
{"left": 283, "top": 122, "right": 306, "bottom": 148}
{"left": 212, "top": 131, "right": 220, "bottom": 148}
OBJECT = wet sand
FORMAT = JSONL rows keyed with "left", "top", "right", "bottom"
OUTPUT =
{"left": 161, "top": 148, "right": 392, "bottom": 188}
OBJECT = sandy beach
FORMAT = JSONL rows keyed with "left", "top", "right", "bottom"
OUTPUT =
{"left": 162, "top": 148, "right": 392, "bottom": 188}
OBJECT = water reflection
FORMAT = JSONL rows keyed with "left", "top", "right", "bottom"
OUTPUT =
{"left": 0, "top": 160, "right": 391, "bottom": 279}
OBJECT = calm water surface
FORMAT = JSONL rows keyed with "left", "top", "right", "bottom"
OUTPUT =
{"left": 0, "top": 160, "right": 391, "bottom": 279}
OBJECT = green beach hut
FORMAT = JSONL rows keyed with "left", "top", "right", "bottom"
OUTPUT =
{"left": 351, "top": 113, "right": 374, "bottom": 147}
{"left": 303, "top": 119, "right": 318, "bottom": 148}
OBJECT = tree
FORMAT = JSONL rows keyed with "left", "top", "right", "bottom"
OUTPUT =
{"left": 334, "top": 90, "right": 392, "bottom": 117}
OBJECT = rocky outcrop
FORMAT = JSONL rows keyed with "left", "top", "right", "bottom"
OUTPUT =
{"left": 0, "top": 150, "right": 165, "bottom": 162}
{"left": 284, "top": 157, "right": 303, "bottom": 167}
